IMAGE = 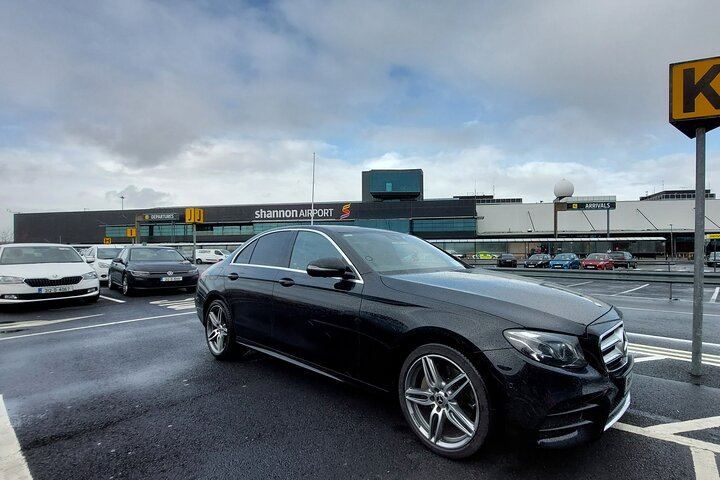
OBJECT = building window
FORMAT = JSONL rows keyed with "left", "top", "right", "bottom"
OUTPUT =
{"left": 411, "top": 219, "right": 475, "bottom": 233}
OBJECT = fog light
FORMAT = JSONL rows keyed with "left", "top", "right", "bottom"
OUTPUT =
{"left": 3, "top": 294, "right": 19, "bottom": 299}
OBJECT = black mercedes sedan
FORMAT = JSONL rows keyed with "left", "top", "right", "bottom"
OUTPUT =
{"left": 195, "top": 226, "right": 632, "bottom": 458}
{"left": 108, "top": 245, "right": 199, "bottom": 296}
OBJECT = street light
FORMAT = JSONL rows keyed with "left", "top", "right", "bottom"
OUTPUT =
{"left": 120, "top": 195, "right": 125, "bottom": 211}
{"left": 669, "top": 223, "right": 673, "bottom": 259}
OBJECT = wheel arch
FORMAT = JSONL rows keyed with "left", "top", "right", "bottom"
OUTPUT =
{"left": 390, "top": 327, "right": 503, "bottom": 405}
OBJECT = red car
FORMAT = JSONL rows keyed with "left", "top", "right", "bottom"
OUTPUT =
{"left": 580, "top": 253, "right": 614, "bottom": 270}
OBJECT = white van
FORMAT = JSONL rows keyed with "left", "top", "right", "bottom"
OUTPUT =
{"left": 194, "top": 248, "right": 230, "bottom": 264}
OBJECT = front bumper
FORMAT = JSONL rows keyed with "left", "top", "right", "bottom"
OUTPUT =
{"left": 482, "top": 346, "right": 633, "bottom": 448}
{"left": 0, "top": 280, "right": 100, "bottom": 304}
{"left": 127, "top": 273, "right": 199, "bottom": 290}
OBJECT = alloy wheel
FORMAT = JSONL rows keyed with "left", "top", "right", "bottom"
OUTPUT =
{"left": 403, "top": 353, "right": 481, "bottom": 452}
{"left": 206, "top": 303, "right": 229, "bottom": 355}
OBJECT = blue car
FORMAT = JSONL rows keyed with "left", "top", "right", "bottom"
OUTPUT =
{"left": 549, "top": 253, "right": 580, "bottom": 269}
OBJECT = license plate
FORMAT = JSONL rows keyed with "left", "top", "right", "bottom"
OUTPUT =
{"left": 38, "top": 286, "right": 73, "bottom": 293}
{"left": 527, "top": 265, "right": 535, "bottom": 268}
{"left": 587, "top": 265, "right": 596, "bottom": 269}
{"left": 161, "top": 276, "right": 182, "bottom": 282}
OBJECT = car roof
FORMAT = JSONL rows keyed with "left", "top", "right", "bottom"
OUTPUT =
{"left": 1, "top": 243, "right": 73, "bottom": 248}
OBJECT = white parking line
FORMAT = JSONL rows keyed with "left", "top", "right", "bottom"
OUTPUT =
{"left": 627, "top": 332, "right": 720, "bottom": 348}
{"left": 629, "top": 343, "right": 720, "bottom": 367}
{"left": 566, "top": 281, "right": 593, "bottom": 287}
{"left": 711, "top": 287, "right": 720, "bottom": 304}
{"left": 617, "top": 306, "right": 720, "bottom": 319}
{"left": 632, "top": 355, "right": 665, "bottom": 363}
{"left": 612, "top": 284, "right": 650, "bottom": 296}
{"left": 0, "top": 313, "right": 103, "bottom": 330}
{"left": 99, "top": 295, "right": 125, "bottom": 304}
{"left": 0, "top": 312, "right": 195, "bottom": 341}
{"left": 0, "top": 395, "right": 32, "bottom": 480}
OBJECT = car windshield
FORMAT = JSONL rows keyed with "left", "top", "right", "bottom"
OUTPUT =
{"left": 609, "top": 252, "right": 627, "bottom": 259}
{"left": 129, "top": 248, "right": 186, "bottom": 262}
{"left": 587, "top": 253, "right": 605, "bottom": 260}
{"left": 501, "top": 254, "right": 514, "bottom": 259}
{"left": 528, "top": 254, "right": 546, "bottom": 260}
{"left": 341, "top": 230, "right": 465, "bottom": 274}
{"left": 97, "top": 248, "right": 123, "bottom": 259}
{"left": 554, "top": 253, "right": 575, "bottom": 260}
{"left": 0, "top": 246, "right": 83, "bottom": 265}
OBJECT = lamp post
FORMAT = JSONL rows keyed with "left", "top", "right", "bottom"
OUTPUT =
{"left": 120, "top": 195, "right": 125, "bottom": 211}
{"left": 669, "top": 223, "right": 673, "bottom": 259}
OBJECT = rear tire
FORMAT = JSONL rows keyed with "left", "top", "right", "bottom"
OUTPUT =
{"left": 204, "top": 299, "right": 248, "bottom": 360}
{"left": 196, "top": 259, "right": 203, "bottom": 265}
{"left": 122, "top": 274, "right": 133, "bottom": 296}
{"left": 398, "top": 344, "right": 491, "bottom": 459}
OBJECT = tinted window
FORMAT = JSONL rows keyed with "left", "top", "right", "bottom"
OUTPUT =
{"left": 129, "top": 248, "right": 186, "bottom": 262}
{"left": 342, "top": 230, "right": 464, "bottom": 273}
{"left": 249, "top": 231, "right": 295, "bottom": 267}
{"left": 290, "top": 232, "right": 343, "bottom": 271}
{"left": 233, "top": 241, "right": 256, "bottom": 264}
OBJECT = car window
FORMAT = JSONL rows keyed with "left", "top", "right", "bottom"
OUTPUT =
{"left": 342, "top": 230, "right": 464, "bottom": 274}
{"left": 129, "top": 248, "right": 186, "bottom": 262}
{"left": 97, "top": 247, "right": 122, "bottom": 259}
{"left": 290, "top": 231, "right": 343, "bottom": 271}
{"left": 249, "top": 231, "right": 295, "bottom": 267}
{"left": 233, "top": 241, "right": 256, "bottom": 264}
{"left": 0, "top": 246, "right": 83, "bottom": 265}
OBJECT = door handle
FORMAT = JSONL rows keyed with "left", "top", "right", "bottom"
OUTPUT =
{"left": 278, "top": 278, "right": 295, "bottom": 287}
{"left": 227, "top": 272, "right": 239, "bottom": 281}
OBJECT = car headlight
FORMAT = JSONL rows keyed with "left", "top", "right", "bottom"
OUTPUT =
{"left": 128, "top": 270, "right": 151, "bottom": 276}
{"left": 188, "top": 268, "right": 198, "bottom": 275}
{"left": 0, "top": 275, "right": 24, "bottom": 284}
{"left": 503, "top": 330, "right": 587, "bottom": 369}
{"left": 82, "top": 271, "right": 98, "bottom": 280}
{"left": 98, "top": 261, "right": 111, "bottom": 268}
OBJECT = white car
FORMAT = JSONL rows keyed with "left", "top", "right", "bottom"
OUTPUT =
{"left": 0, "top": 243, "right": 100, "bottom": 304}
{"left": 194, "top": 248, "right": 231, "bottom": 264}
{"left": 83, "top": 245, "right": 124, "bottom": 285}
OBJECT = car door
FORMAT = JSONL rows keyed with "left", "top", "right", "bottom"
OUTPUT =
{"left": 109, "top": 248, "right": 129, "bottom": 286}
{"left": 224, "top": 231, "right": 295, "bottom": 347}
{"left": 272, "top": 230, "right": 363, "bottom": 377}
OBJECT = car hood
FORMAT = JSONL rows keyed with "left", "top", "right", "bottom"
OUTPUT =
{"left": 126, "top": 262, "right": 196, "bottom": 273}
{"left": 0, "top": 262, "right": 94, "bottom": 278}
{"left": 380, "top": 269, "right": 612, "bottom": 335}
{"left": 582, "top": 260, "right": 606, "bottom": 265}
{"left": 550, "top": 259, "right": 572, "bottom": 264}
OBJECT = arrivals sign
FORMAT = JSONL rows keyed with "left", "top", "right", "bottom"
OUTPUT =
{"left": 568, "top": 202, "right": 616, "bottom": 211}
{"left": 670, "top": 56, "right": 720, "bottom": 138}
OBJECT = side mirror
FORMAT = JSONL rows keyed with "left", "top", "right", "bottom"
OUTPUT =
{"left": 85, "top": 256, "right": 95, "bottom": 263}
{"left": 307, "top": 257, "right": 353, "bottom": 279}
{"left": 113, "top": 257, "right": 124, "bottom": 265}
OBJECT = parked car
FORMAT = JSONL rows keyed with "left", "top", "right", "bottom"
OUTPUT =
{"left": 474, "top": 252, "right": 498, "bottom": 259}
{"left": 0, "top": 243, "right": 100, "bottom": 304}
{"left": 549, "top": 253, "right": 581, "bottom": 269}
{"left": 108, "top": 245, "right": 199, "bottom": 296}
{"left": 194, "top": 248, "right": 231, "bottom": 264}
{"left": 707, "top": 252, "right": 720, "bottom": 267}
{"left": 443, "top": 249, "right": 465, "bottom": 259}
{"left": 581, "top": 253, "right": 614, "bottom": 271}
{"left": 496, "top": 253, "right": 517, "bottom": 268}
{"left": 196, "top": 226, "right": 632, "bottom": 457}
{"left": 523, "top": 253, "right": 552, "bottom": 268}
{"left": 608, "top": 251, "right": 637, "bottom": 269}
{"left": 82, "top": 245, "right": 124, "bottom": 284}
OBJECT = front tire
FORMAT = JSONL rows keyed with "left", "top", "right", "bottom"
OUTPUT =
{"left": 121, "top": 274, "right": 133, "bottom": 296}
{"left": 204, "top": 299, "right": 248, "bottom": 360}
{"left": 398, "top": 344, "right": 491, "bottom": 459}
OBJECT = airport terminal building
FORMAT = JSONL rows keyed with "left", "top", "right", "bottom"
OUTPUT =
{"left": 11, "top": 169, "right": 720, "bottom": 258}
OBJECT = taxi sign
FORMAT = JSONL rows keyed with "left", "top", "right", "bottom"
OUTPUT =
{"left": 103, "top": 237, "right": 112, "bottom": 244}
{"left": 670, "top": 56, "right": 720, "bottom": 138}
{"left": 126, "top": 227, "right": 137, "bottom": 238}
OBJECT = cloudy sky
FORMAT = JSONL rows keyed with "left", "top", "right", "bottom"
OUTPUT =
{"left": 1, "top": 0, "right": 720, "bottom": 235}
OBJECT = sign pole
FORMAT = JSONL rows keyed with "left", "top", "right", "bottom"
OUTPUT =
{"left": 691, "top": 127, "right": 706, "bottom": 376}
